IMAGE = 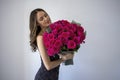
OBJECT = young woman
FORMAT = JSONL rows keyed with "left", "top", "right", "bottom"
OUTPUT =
{"left": 29, "top": 8, "right": 74, "bottom": 80}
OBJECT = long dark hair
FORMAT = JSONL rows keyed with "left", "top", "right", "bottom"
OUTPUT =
{"left": 29, "top": 8, "right": 46, "bottom": 52}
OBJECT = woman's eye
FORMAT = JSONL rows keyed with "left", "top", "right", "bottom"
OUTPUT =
{"left": 39, "top": 14, "right": 48, "bottom": 21}
{"left": 44, "top": 14, "right": 48, "bottom": 17}
{"left": 39, "top": 17, "right": 43, "bottom": 21}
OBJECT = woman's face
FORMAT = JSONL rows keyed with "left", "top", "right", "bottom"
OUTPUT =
{"left": 36, "top": 11, "right": 51, "bottom": 28}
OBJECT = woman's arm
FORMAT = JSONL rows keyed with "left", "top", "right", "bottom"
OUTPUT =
{"left": 36, "top": 35, "right": 64, "bottom": 71}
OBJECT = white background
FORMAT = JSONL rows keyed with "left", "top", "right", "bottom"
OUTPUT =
{"left": 0, "top": 0, "right": 120, "bottom": 80}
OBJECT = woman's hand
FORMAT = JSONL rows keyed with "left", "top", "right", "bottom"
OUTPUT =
{"left": 59, "top": 52, "right": 74, "bottom": 61}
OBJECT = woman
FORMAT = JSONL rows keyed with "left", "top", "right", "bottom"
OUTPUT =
{"left": 29, "top": 8, "right": 74, "bottom": 80}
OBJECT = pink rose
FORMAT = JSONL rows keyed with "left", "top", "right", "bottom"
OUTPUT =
{"left": 67, "top": 40, "right": 76, "bottom": 49}
{"left": 77, "top": 26, "right": 84, "bottom": 33}
{"left": 61, "top": 32, "right": 70, "bottom": 39}
{"left": 73, "top": 36, "right": 81, "bottom": 45}
{"left": 79, "top": 32, "right": 86, "bottom": 43}
{"left": 76, "top": 32, "right": 85, "bottom": 44}
{"left": 54, "top": 39, "right": 62, "bottom": 48}
{"left": 48, "top": 33, "right": 54, "bottom": 39}
{"left": 47, "top": 48, "right": 55, "bottom": 56}
{"left": 49, "top": 39, "right": 56, "bottom": 47}
{"left": 49, "top": 24, "right": 55, "bottom": 30}
{"left": 70, "top": 23, "right": 78, "bottom": 32}
{"left": 61, "top": 20, "right": 71, "bottom": 26}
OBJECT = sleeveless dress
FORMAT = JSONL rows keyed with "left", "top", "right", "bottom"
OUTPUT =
{"left": 34, "top": 54, "right": 60, "bottom": 80}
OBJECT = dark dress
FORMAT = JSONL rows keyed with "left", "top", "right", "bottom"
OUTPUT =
{"left": 34, "top": 54, "right": 60, "bottom": 80}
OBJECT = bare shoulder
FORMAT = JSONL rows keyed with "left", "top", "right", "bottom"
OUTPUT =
{"left": 36, "top": 34, "right": 43, "bottom": 40}
{"left": 36, "top": 34, "right": 44, "bottom": 48}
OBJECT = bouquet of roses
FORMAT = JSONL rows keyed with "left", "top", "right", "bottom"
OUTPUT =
{"left": 43, "top": 20, "right": 86, "bottom": 65}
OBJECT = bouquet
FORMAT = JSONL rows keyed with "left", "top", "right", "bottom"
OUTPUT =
{"left": 43, "top": 20, "right": 86, "bottom": 65}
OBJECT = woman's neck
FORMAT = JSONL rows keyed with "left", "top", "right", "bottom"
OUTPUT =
{"left": 40, "top": 27, "right": 48, "bottom": 35}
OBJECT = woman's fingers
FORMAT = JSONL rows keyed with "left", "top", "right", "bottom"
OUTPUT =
{"left": 58, "top": 53, "right": 74, "bottom": 61}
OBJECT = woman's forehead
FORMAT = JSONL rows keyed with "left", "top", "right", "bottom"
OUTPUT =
{"left": 37, "top": 11, "right": 46, "bottom": 17}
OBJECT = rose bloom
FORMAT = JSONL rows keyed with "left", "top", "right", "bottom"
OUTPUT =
{"left": 67, "top": 40, "right": 76, "bottom": 49}
{"left": 47, "top": 48, "right": 55, "bottom": 56}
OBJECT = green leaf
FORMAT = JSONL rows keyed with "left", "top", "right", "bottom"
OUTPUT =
{"left": 72, "top": 20, "right": 81, "bottom": 26}
{"left": 84, "top": 31, "right": 87, "bottom": 37}
{"left": 46, "top": 27, "right": 51, "bottom": 33}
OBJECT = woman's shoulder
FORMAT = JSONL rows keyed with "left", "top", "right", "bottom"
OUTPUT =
{"left": 37, "top": 34, "right": 43, "bottom": 39}
{"left": 36, "top": 34, "right": 44, "bottom": 45}
{"left": 36, "top": 30, "right": 46, "bottom": 40}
